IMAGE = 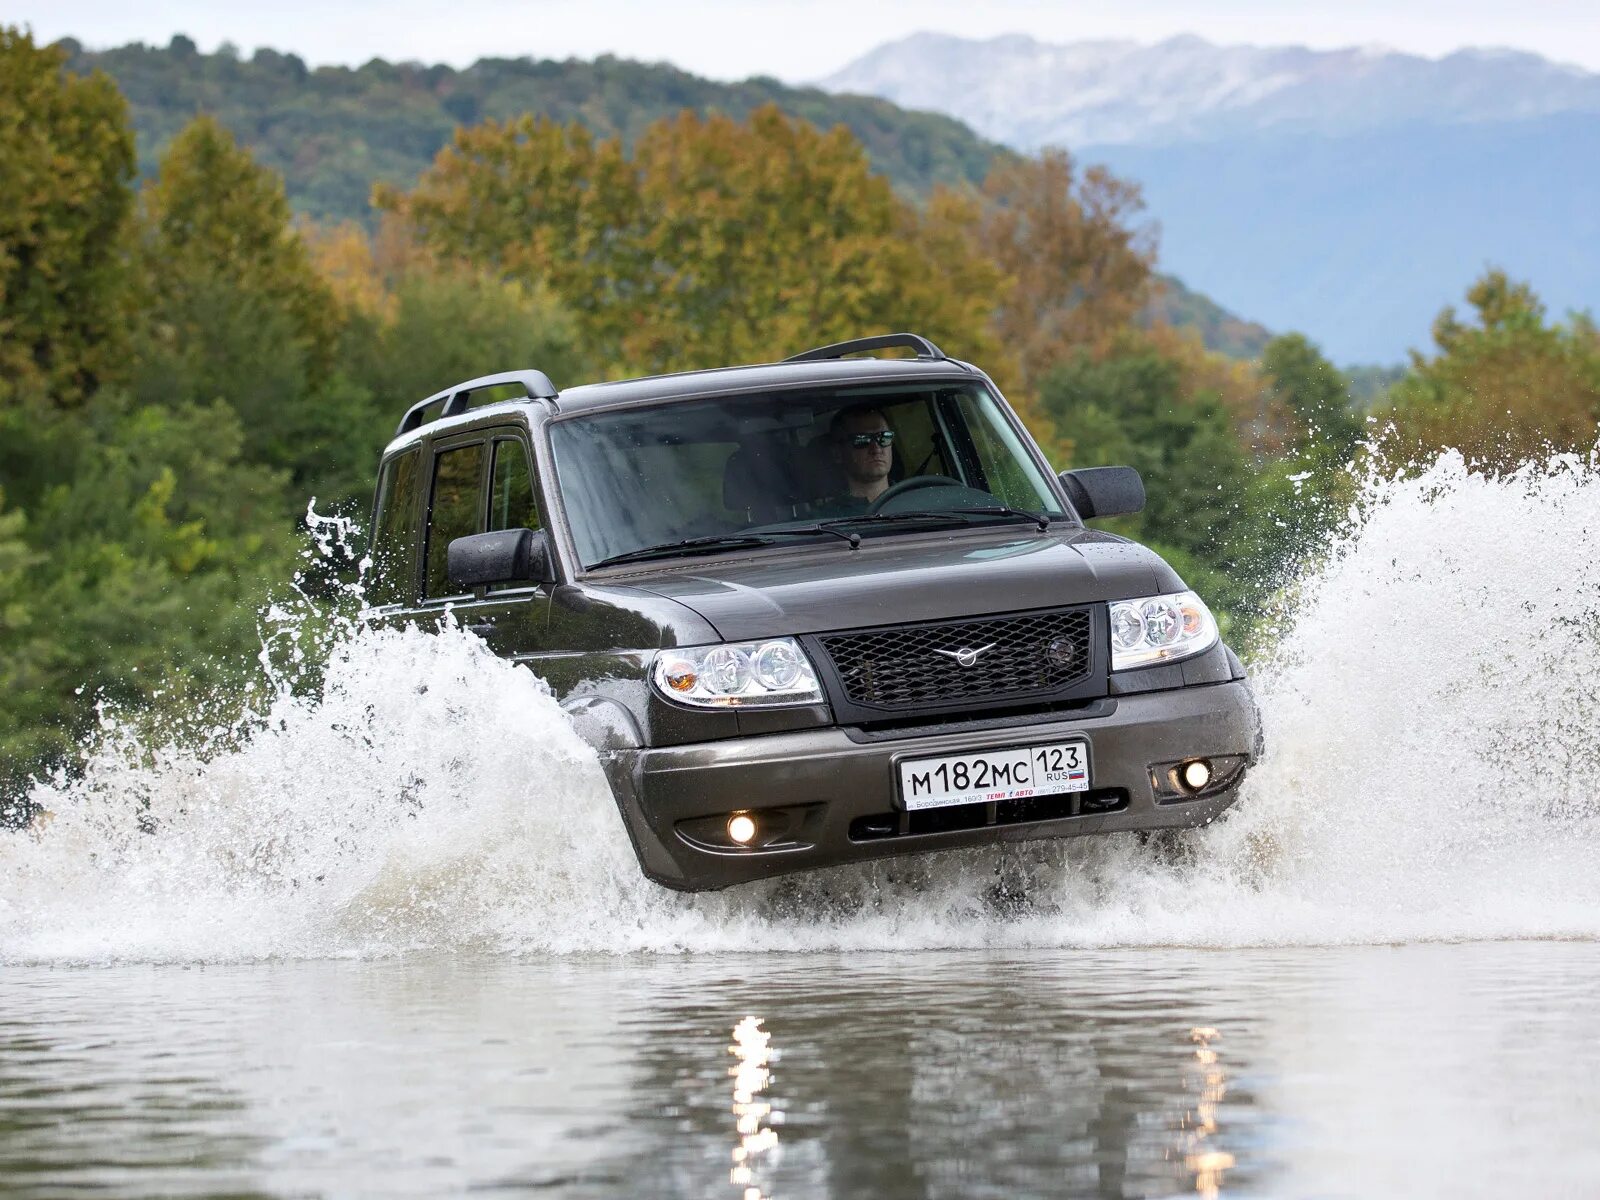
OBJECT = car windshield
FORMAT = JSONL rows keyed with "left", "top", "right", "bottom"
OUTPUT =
{"left": 549, "top": 382, "right": 1071, "bottom": 569}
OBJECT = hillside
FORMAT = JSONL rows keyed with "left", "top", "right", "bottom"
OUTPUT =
{"left": 1147, "top": 274, "right": 1270, "bottom": 359}
{"left": 61, "top": 36, "right": 1276, "bottom": 360}
{"left": 63, "top": 37, "right": 1004, "bottom": 223}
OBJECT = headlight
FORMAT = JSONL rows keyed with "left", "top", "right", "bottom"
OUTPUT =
{"left": 1108, "top": 590, "right": 1218, "bottom": 670}
{"left": 652, "top": 638, "right": 825, "bottom": 707}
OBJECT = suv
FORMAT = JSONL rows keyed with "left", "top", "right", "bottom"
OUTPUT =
{"left": 367, "top": 334, "right": 1261, "bottom": 890}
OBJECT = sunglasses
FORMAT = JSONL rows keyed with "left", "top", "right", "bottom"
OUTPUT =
{"left": 848, "top": 431, "right": 896, "bottom": 448}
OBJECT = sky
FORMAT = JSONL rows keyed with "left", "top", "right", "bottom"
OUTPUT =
{"left": 8, "top": 0, "right": 1600, "bottom": 80}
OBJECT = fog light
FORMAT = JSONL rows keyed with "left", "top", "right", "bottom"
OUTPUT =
{"left": 1181, "top": 759, "right": 1212, "bottom": 791}
{"left": 726, "top": 814, "right": 758, "bottom": 845}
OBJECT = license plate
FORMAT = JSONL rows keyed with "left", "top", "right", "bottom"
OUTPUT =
{"left": 897, "top": 740, "right": 1090, "bottom": 811}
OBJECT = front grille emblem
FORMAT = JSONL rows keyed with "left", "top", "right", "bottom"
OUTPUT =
{"left": 1046, "top": 637, "right": 1080, "bottom": 668}
{"left": 933, "top": 642, "right": 996, "bottom": 668}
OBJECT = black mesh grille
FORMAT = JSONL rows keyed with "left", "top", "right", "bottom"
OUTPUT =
{"left": 818, "top": 608, "right": 1094, "bottom": 710}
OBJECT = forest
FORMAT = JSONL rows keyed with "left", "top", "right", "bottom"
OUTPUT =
{"left": 3, "top": 26, "right": 1598, "bottom": 798}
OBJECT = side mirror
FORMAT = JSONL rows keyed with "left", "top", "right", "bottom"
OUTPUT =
{"left": 1059, "top": 466, "right": 1146, "bottom": 520}
{"left": 447, "top": 528, "right": 554, "bottom": 588}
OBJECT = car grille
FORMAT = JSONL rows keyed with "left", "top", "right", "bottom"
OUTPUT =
{"left": 817, "top": 608, "right": 1095, "bottom": 711}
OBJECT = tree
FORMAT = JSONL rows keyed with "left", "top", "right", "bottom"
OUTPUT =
{"left": 138, "top": 114, "right": 341, "bottom": 374}
{"left": 134, "top": 116, "right": 371, "bottom": 501}
{"left": 976, "top": 149, "right": 1156, "bottom": 390}
{"left": 1384, "top": 269, "right": 1600, "bottom": 469}
{"left": 0, "top": 398, "right": 301, "bottom": 791}
{"left": 617, "top": 106, "right": 996, "bottom": 373}
{"left": 384, "top": 105, "right": 1002, "bottom": 378}
{"left": 1041, "top": 347, "right": 1253, "bottom": 584}
{"left": 1251, "top": 334, "right": 1364, "bottom": 589}
{"left": 375, "top": 114, "right": 633, "bottom": 336}
{"left": 353, "top": 266, "right": 590, "bottom": 411}
{"left": 0, "top": 27, "right": 136, "bottom": 404}
{"left": 1262, "top": 332, "right": 1362, "bottom": 462}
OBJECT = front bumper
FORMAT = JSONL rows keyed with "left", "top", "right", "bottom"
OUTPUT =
{"left": 599, "top": 679, "right": 1262, "bottom": 891}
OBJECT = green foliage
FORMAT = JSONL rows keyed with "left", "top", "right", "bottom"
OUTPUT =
{"left": 1344, "top": 363, "right": 1407, "bottom": 408}
{"left": 348, "top": 270, "right": 590, "bottom": 406}
{"left": 1254, "top": 335, "right": 1363, "bottom": 579}
{"left": 1262, "top": 332, "right": 1363, "bottom": 462}
{"left": 132, "top": 118, "right": 383, "bottom": 511}
{"left": 1383, "top": 269, "right": 1600, "bottom": 469}
{"left": 1040, "top": 351, "right": 1255, "bottom": 614}
{"left": 0, "top": 399, "right": 299, "bottom": 789}
{"left": 0, "top": 29, "right": 136, "bottom": 402}
{"left": 137, "top": 114, "right": 341, "bottom": 380}
{"left": 59, "top": 35, "right": 1268, "bottom": 360}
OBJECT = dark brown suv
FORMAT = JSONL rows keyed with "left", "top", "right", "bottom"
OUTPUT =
{"left": 366, "top": 334, "right": 1261, "bottom": 890}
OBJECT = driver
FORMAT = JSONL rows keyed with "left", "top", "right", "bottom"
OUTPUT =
{"left": 814, "top": 404, "right": 895, "bottom": 517}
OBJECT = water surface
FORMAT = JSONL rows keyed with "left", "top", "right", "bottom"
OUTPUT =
{"left": 6, "top": 943, "right": 1599, "bottom": 1198}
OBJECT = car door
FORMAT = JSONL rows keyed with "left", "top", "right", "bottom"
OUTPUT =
{"left": 418, "top": 429, "right": 553, "bottom": 658}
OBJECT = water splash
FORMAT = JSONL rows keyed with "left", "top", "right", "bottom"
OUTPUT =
{"left": 3, "top": 452, "right": 1598, "bottom": 962}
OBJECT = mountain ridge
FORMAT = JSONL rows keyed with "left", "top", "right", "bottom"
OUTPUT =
{"left": 821, "top": 31, "right": 1600, "bottom": 149}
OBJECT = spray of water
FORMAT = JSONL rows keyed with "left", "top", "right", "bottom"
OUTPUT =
{"left": 3, "top": 453, "right": 1598, "bottom": 962}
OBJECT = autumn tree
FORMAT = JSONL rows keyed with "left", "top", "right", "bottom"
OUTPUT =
{"left": 1384, "top": 269, "right": 1600, "bottom": 469}
{"left": 976, "top": 149, "right": 1156, "bottom": 389}
{"left": 384, "top": 104, "right": 1002, "bottom": 378}
{"left": 0, "top": 28, "right": 135, "bottom": 405}
{"left": 621, "top": 107, "right": 1001, "bottom": 372}
{"left": 375, "top": 115, "right": 636, "bottom": 344}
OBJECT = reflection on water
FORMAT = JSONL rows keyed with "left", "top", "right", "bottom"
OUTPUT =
{"left": 1180, "top": 1027, "right": 1234, "bottom": 1198}
{"left": 729, "top": 1016, "right": 779, "bottom": 1199}
{"left": 2, "top": 943, "right": 1599, "bottom": 1198}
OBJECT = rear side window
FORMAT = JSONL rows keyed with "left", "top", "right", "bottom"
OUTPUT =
{"left": 424, "top": 443, "right": 485, "bottom": 598}
{"left": 369, "top": 448, "right": 421, "bottom": 606}
{"left": 488, "top": 439, "right": 539, "bottom": 533}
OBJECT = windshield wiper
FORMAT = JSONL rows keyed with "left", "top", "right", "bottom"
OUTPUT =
{"left": 947, "top": 506, "right": 1056, "bottom": 532}
{"left": 588, "top": 526, "right": 859, "bottom": 570}
{"left": 821, "top": 507, "right": 1055, "bottom": 533}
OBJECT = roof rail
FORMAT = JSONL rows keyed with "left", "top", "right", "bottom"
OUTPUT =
{"left": 395, "top": 369, "right": 560, "bottom": 436}
{"left": 785, "top": 333, "right": 948, "bottom": 364}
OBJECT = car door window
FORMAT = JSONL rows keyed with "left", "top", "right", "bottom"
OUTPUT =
{"left": 488, "top": 438, "right": 539, "bottom": 533}
{"left": 953, "top": 390, "right": 1058, "bottom": 510}
{"left": 369, "top": 447, "right": 421, "bottom": 606}
{"left": 424, "top": 442, "right": 485, "bottom": 598}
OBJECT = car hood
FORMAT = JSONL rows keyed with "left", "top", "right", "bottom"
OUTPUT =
{"left": 621, "top": 527, "right": 1184, "bottom": 641}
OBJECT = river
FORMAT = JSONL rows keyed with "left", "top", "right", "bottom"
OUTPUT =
{"left": 3, "top": 452, "right": 1598, "bottom": 1197}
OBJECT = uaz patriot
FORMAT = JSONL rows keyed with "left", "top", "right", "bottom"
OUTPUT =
{"left": 366, "top": 334, "right": 1262, "bottom": 890}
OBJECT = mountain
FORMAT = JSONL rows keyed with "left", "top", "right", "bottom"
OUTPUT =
{"left": 821, "top": 32, "right": 1600, "bottom": 150}
{"left": 822, "top": 34, "right": 1600, "bottom": 363}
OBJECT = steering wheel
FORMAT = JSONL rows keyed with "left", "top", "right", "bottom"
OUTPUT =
{"left": 867, "top": 475, "right": 964, "bottom": 514}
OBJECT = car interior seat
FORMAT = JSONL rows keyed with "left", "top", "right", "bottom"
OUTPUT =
{"left": 722, "top": 435, "right": 808, "bottom": 525}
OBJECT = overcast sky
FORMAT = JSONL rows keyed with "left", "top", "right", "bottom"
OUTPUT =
{"left": 9, "top": 0, "right": 1600, "bottom": 79}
